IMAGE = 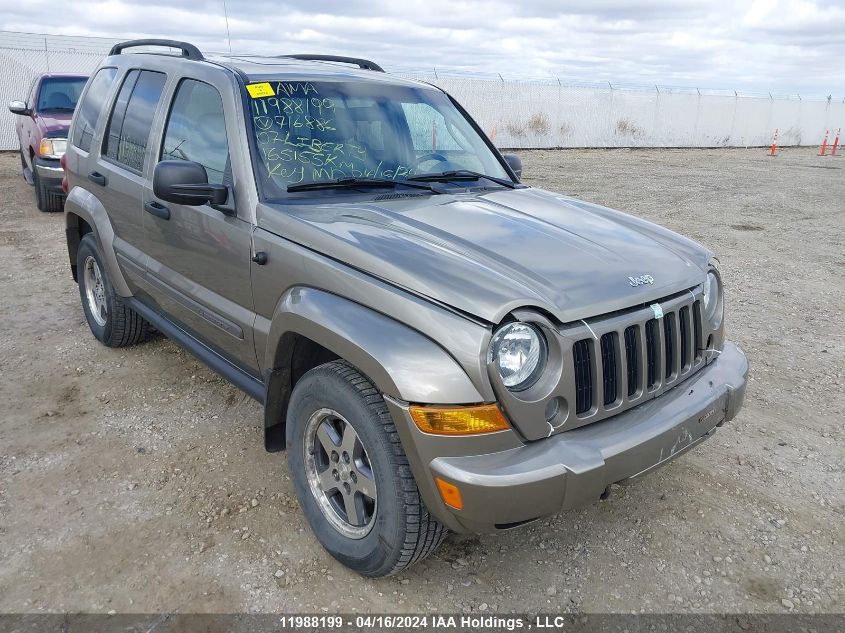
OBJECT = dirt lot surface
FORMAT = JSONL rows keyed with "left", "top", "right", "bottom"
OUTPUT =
{"left": 0, "top": 147, "right": 842, "bottom": 616}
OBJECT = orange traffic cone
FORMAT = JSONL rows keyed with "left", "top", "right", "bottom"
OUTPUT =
{"left": 831, "top": 128, "right": 841, "bottom": 157}
{"left": 769, "top": 129, "right": 779, "bottom": 156}
{"left": 819, "top": 129, "right": 829, "bottom": 156}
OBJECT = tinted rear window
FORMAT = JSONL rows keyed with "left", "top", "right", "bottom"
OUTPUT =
{"left": 103, "top": 70, "right": 166, "bottom": 172}
{"left": 71, "top": 68, "right": 117, "bottom": 152}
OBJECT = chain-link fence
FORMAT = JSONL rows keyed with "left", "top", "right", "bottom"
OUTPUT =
{"left": 2, "top": 30, "right": 843, "bottom": 151}
{"left": 396, "top": 68, "right": 845, "bottom": 149}
{"left": 0, "top": 32, "right": 118, "bottom": 149}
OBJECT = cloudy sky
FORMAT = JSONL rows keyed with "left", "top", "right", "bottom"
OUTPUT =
{"left": 1, "top": 0, "right": 843, "bottom": 96}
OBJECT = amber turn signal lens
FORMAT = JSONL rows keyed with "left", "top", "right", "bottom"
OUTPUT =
{"left": 435, "top": 477, "right": 463, "bottom": 510}
{"left": 38, "top": 138, "right": 67, "bottom": 159}
{"left": 39, "top": 138, "right": 54, "bottom": 157}
{"left": 409, "top": 404, "right": 510, "bottom": 436}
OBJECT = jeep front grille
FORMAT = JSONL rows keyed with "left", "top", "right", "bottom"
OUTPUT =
{"left": 573, "top": 339, "right": 593, "bottom": 414}
{"left": 570, "top": 290, "right": 706, "bottom": 420}
{"left": 679, "top": 305, "right": 690, "bottom": 369}
{"left": 645, "top": 318, "right": 658, "bottom": 389}
{"left": 623, "top": 325, "right": 638, "bottom": 397}
{"left": 664, "top": 311, "right": 676, "bottom": 380}
{"left": 600, "top": 332, "right": 618, "bottom": 406}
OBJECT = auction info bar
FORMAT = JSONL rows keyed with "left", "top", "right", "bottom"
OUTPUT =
{"left": 0, "top": 614, "right": 843, "bottom": 632}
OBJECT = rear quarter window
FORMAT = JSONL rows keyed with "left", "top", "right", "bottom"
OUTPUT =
{"left": 71, "top": 67, "right": 118, "bottom": 152}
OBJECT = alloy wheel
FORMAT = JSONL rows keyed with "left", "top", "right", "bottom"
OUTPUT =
{"left": 303, "top": 408, "right": 378, "bottom": 539}
{"left": 83, "top": 255, "right": 108, "bottom": 327}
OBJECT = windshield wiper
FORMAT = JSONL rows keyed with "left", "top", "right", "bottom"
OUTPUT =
{"left": 408, "top": 170, "right": 517, "bottom": 189}
{"left": 287, "top": 177, "right": 442, "bottom": 193}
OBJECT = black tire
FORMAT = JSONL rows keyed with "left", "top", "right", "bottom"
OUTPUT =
{"left": 77, "top": 233, "right": 150, "bottom": 347}
{"left": 33, "top": 167, "right": 63, "bottom": 213}
{"left": 287, "top": 360, "right": 447, "bottom": 577}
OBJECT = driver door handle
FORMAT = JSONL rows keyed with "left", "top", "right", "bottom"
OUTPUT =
{"left": 144, "top": 200, "right": 170, "bottom": 220}
{"left": 88, "top": 171, "right": 107, "bottom": 186}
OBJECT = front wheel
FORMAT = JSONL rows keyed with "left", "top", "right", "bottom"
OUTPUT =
{"left": 287, "top": 361, "right": 447, "bottom": 576}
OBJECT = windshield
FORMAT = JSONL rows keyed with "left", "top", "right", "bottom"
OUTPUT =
{"left": 37, "top": 77, "right": 88, "bottom": 113}
{"left": 246, "top": 80, "right": 511, "bottom": 199}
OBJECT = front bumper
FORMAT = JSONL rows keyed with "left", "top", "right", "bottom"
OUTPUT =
{"left": 391, "top": 341, "right": 748, "bottom": 533}
{"left": 33, "top": 157, "right": 64, "bottom": 189}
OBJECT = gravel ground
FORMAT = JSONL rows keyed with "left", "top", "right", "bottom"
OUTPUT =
{"left": 0, "top": 147, "right": 842, "bottom": 615}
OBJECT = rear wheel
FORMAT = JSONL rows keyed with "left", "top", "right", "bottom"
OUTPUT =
{"left": 287, "top": 360, "right": 447, "bottom": 576}
{"left": 77, "top": 234, "right": 150, "bottom": 347}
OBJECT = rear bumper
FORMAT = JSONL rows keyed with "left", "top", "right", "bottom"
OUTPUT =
{"left": 394, "top": 341, "right": 748, "bottom": 533}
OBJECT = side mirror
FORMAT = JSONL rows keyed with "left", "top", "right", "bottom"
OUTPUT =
{"left": 8, "top": 100, "right": 30, "bottom": 116}
{"left": 153, "top": 160, "right": 228, "bottom": 207}
{"left": 503, "top": 153, "right": 523, "bottom": 179}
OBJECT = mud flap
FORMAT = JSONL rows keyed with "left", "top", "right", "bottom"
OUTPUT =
{"left": 264, "top": 367, "right": 291, "bottom": 452}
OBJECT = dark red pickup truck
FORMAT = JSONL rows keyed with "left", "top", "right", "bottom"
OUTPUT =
{"left": 9, "top": 73, "right": 88, "bottom": 212}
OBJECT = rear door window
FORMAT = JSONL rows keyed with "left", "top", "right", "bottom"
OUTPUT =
{"left": 103, "top": 70, "right": 166, "bottom": 172}
{"left": 71, "top": 67, "right": 117, "bottom": 152}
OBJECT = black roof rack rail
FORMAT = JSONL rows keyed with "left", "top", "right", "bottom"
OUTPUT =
{"left": 283, "top": 54, "right": 384, "bottom": 73}
{"left": 109, "top": 39, "right": 204, "bottom": 61}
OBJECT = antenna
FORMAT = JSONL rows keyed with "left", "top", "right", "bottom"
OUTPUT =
{"left": 222, "top": 0, "right": 233, "bottom": 58}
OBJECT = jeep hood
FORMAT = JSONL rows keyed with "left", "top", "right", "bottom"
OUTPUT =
{"left": 260, "top": 187, "right": 712, "bottom": 324}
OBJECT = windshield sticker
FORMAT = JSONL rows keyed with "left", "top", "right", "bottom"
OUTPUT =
{"left": 246, "top": 82, "right": 275, "bottom": 99}
{"left": 651, "top": 303, "right": 664, "bottom": 319}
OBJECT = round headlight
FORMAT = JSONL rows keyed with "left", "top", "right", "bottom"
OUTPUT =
{"left": 702, "top": 270, "right": 723, "bottom": 326}
{"left": 488, "top": 322, "right": 547, "bottom": 390}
